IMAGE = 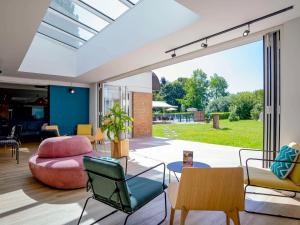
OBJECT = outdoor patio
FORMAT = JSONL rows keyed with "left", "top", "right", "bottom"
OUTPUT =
{"left": 0, "top": 137, "right": 299, "bottom": 225}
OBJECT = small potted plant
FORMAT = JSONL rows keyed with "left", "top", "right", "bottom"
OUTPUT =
{"left": 100, "top": 102, "right": 133, "bottom": 158}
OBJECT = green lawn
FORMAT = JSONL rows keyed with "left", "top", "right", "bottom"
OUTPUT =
{"left": 153, "top": 120, "right": 263, "bottom": 149}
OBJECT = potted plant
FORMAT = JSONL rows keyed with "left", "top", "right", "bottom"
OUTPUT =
{"left": 100, "top": 102, "right": 133, "bottom": 158}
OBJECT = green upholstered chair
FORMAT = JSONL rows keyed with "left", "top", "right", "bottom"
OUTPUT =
{"left": 77, "top": 156, "right": 167, "bottom": 225}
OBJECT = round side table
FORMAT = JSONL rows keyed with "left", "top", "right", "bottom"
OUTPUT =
{"left": 167, "top": 161, "right": 210, "bottom": 182}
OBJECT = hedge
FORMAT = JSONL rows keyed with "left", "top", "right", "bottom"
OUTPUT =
{"left": 210, "top": 112, "right": 230, "bottom": 120}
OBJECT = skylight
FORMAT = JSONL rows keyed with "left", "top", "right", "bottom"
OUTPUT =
{"left": 37, "top": 0, "right": 141, "bottom": 49}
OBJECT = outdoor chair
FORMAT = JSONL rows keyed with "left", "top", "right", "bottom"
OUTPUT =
{"left": 168, "top": 167, "right": 244, "bottom": 225}
{"left": 239, "top": 147, "right": 300, "bottom": 220}
{"left": 77, "top": 156, "right": 167, "bottom": 225}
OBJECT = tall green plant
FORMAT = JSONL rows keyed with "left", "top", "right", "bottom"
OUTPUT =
{"left": 100, "top": 103, "right": 133, "bottom": 142}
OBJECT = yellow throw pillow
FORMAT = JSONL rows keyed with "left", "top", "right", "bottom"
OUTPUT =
{"left": 288, "top": 142, "right": 300, "bottom": 185}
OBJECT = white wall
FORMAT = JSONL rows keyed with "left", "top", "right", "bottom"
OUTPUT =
{"left": 106, "top": 72, "right": 152, "bottom": 93}
{"left": 281, "top": 17, "right": 300, "bottom": 144}
{"left": 89, "top": 83, "right": 98, "bottom": 133}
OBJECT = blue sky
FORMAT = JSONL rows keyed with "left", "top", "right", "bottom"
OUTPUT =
{"left": 154, "top": 40, "right": 263, "bottom": 94}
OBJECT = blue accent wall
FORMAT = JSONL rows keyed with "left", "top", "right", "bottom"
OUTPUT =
{"left": 49, "top": 85, "right": 89, "bottom": 135}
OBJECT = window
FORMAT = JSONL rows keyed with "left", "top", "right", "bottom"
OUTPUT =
{"left": 37, "top": 0, "right": 140, "bottom": 49}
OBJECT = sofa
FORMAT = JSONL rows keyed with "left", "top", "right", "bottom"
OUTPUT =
{"left": 29, "top": 136, "right": 94, "bottom": 189}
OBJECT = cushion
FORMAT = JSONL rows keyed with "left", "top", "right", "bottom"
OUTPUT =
{"left": 38, "top": 136, "right": 93, "bottom": 158}
{"left": 128, "top": 176, "right": 165, "bottom": 210}
{"left": 270, "top": 145, "right": 299, "bottom": 179}
{"left": 288, "top": 142, "right": 300, "bottom": 185}
{"left": 243, "top": 166, "right": 300, "bottom": 192}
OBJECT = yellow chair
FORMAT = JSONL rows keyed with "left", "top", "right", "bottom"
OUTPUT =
{"left": 77, "top": 124, "right": 92, "bottom": 136}
{"left": 168, "top": 167, "right": 244, "bottom": 225}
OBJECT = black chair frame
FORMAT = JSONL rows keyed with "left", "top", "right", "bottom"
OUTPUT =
{"left": 77, "top": 161, "right": 167, "bottom": 225}
{"left": 240, "top": 148, "right": 300, "bottom": 220}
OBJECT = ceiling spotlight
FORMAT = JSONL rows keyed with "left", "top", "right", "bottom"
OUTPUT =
{"left": 69, "top": 87, "right": 75, "bottom": 94}
{"left": 171, "top": 50, "right": 176, "bottom": 58}
{"left": 243, "top": 24, "right": 250, "bottom": 36}
{"left": 201, "top": 39, "right": 208, "bottom": 48}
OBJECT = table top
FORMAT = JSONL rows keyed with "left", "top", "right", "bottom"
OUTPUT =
{"left": 167, "top": 161, "right": 210, "bottom": 173}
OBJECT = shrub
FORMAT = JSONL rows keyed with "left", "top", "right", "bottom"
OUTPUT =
{"left": 211, "top": 112, "right": 230, "bottom": 120}
{"left": 229, "top": 106, "right": 240, "bottom": 122}
{"left": 251, "top": 103, "right": 263, "bottom": 120}
{"left": 206, "top": 96, "right": 231, "bottom": 113}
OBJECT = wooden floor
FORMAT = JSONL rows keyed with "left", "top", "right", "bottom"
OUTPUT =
{"left": 0, "top": 140, "right": 300, "bottom": 225}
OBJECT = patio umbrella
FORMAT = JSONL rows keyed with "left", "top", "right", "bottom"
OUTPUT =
{"left": 186, "top": 107, "right": 198, "bottom": 112}
{"left": 152, "top": 101, "right": 177, "bottom": 108}
{"left": 166, "top": 108, "right": 176, "bottom": 111}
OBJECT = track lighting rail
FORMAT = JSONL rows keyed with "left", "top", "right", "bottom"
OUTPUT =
{"left": 165, "top": 6, "right": 293, "bottom": 55}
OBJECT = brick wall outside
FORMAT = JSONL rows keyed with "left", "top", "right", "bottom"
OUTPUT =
{"left": 132, "top": 92, "right": 152, "bottom": 137}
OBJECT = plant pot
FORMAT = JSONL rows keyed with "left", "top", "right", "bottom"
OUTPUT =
{"left": 111, "top": 139, "right": 129, "bottom": 158}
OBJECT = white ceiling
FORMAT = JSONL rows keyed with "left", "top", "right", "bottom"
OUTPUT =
{"left": 0, "top": 0, "right": 300, "bottom": 84}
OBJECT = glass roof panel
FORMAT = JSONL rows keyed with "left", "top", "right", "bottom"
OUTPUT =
{"left": 82, "top": 0, "right": 129, "bottom": 20}
{"left": 129, "top": 0, "right": 141, "bottom": 4}
{"left": 50, "top": 0, "right": 109, "bottom": 32}
{"left": 44, "top": 9, "right": 94, "bottom": 41}
{"left": 38, "top": 22, "right": 84, "bottom": 48}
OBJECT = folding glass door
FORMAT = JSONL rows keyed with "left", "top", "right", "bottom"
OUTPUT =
{"left": 99, "top": 84, "right": 132, "bottom": 138}
{"left": 263, "top": 30, "right": 281, "bottom": 167}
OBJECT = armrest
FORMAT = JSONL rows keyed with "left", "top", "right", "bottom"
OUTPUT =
{"left": 239, "top": 148, "right": 280, "bottom": 166}
{"left": 244, "top": 158, "right": 300, "bottom": 184}
{"left": 125, "top": 163, "right": 166, "bottom": 187}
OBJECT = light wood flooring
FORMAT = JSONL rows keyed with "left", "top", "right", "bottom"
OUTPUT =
{"left": 0, "top": 140, "right": 300, "bottom": 225}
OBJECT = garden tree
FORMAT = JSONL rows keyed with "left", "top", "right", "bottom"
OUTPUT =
{"left": 209, "top": 73, "right": 229, "bottom": 99}
{"left": 177, "top": 77, "right": 188, "bottom": 84}
{"left": 160, "top": 79, "right": 186, "bottom": 109}
{"left": 160, "top": 77, "right": 167, "bottom": 86}
{"left": 230, "top": 91, "right": 256, "bottom": 119}
{"left": 152, "top": 90, "right": 164, "bottom": 101}
{"left": 206, "top": 96, "right": 231, "bottom": 112}
{"left": 180, "top": 69, "right": 209, "bottom": 110}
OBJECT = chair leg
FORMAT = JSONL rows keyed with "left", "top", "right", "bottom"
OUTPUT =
{"left": 77, "top": 197, "right": 92, "bottom": 225}
{"left": 159, "top": 191, "right": 168, "bottom": 225}
{"left": 170, "top": 208, "right": 175, "bottom": 225}
{"left": 180, "top": 207, "right": 189, "bottom": 225}
{"left": 225, "top": 212, "right": 230, "bottom": 225}
{"left": 226, "top": 209, "right": 240, "bottom": 225}
{"left": 123, "top": 214, "right": 131, "bottom": 225}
